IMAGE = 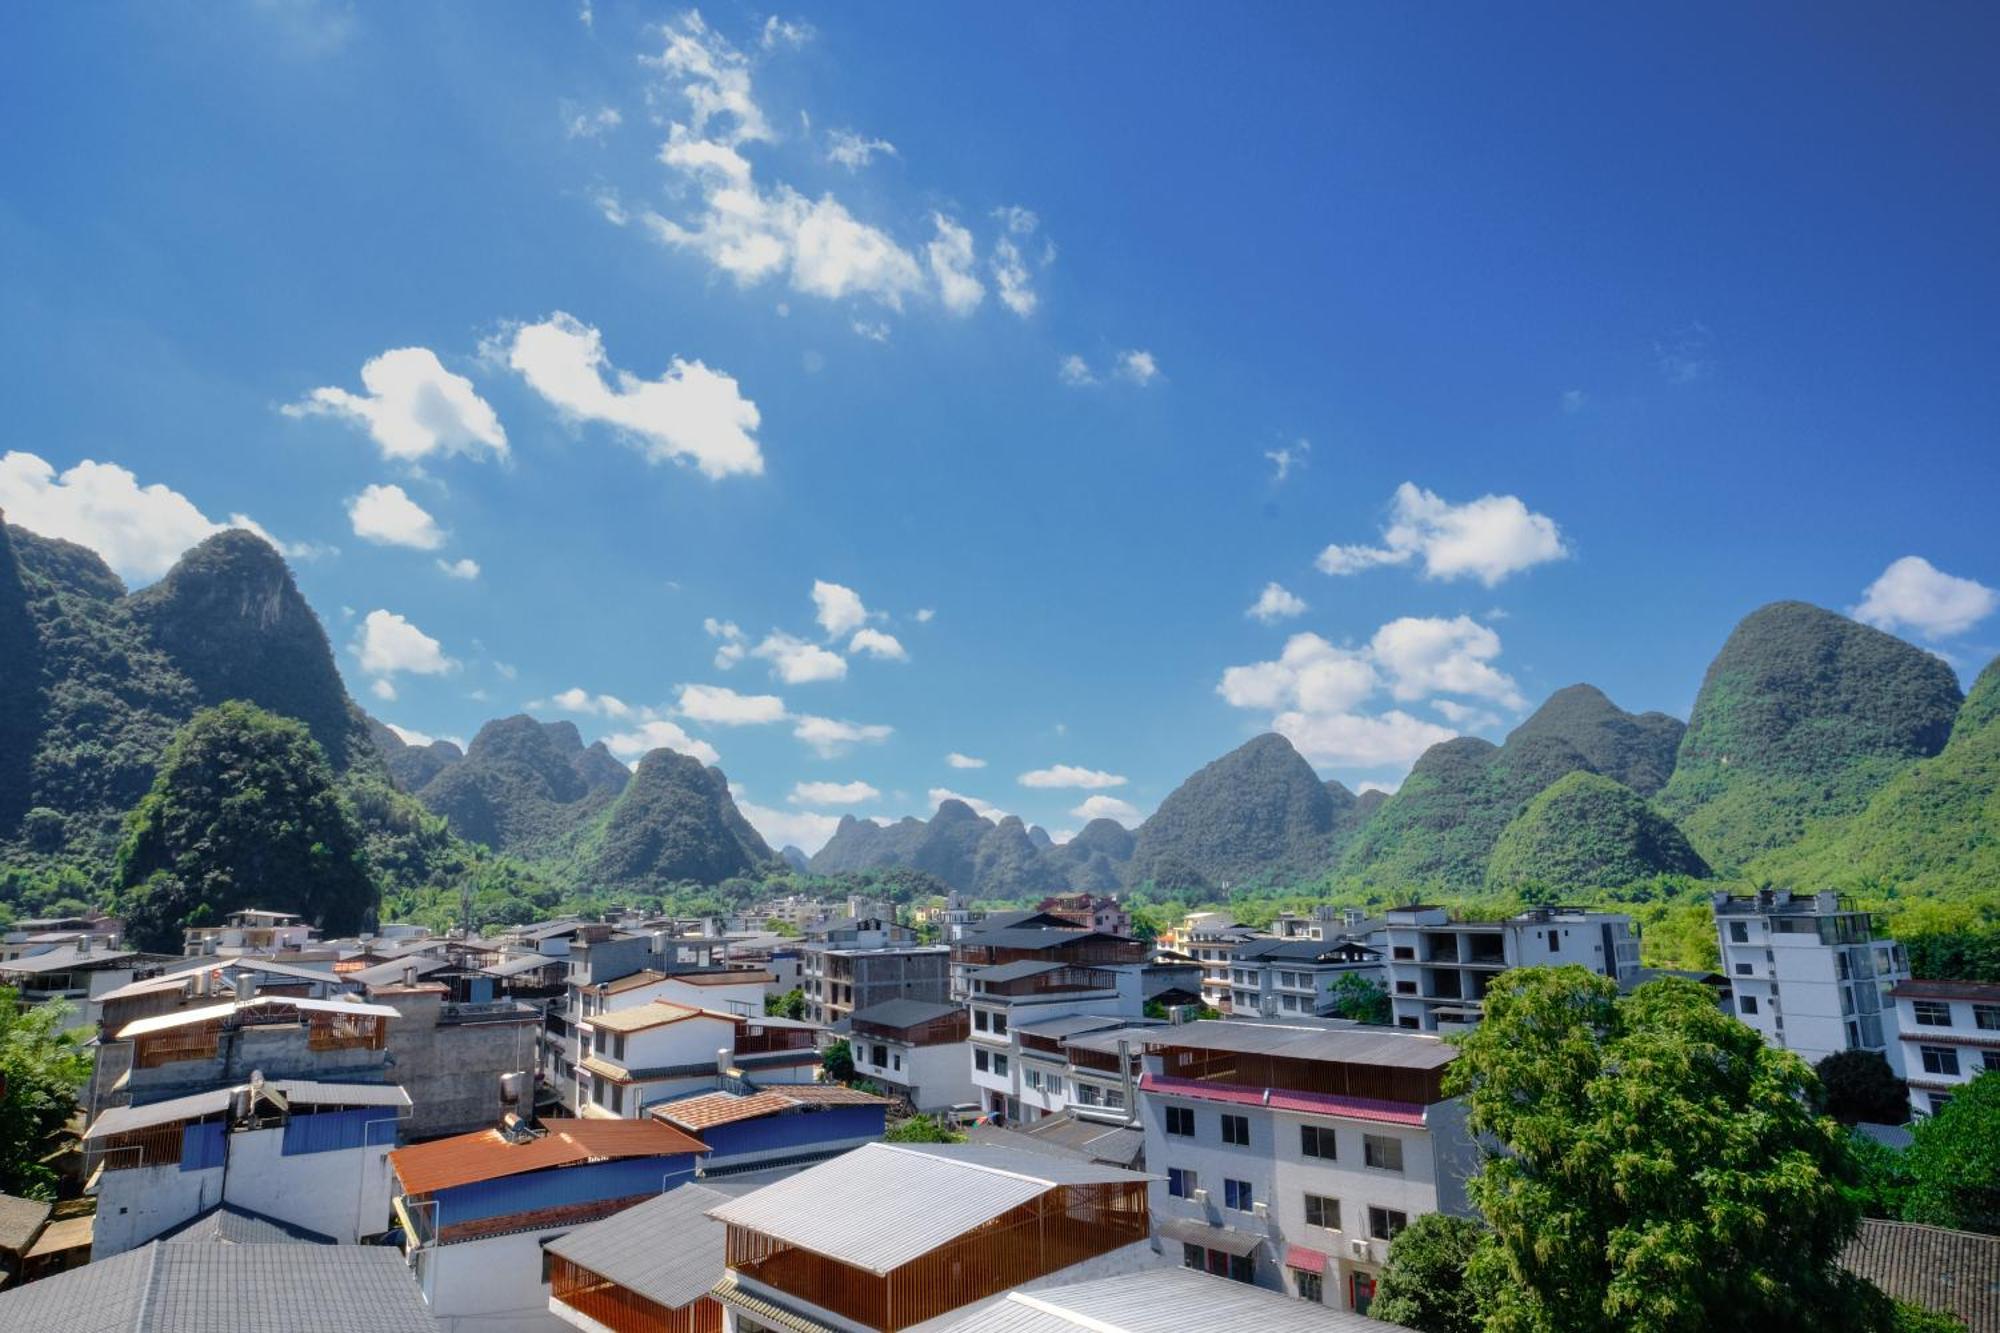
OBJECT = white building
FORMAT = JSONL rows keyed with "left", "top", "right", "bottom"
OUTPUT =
{"left": 576, "top": 1001, "right": 821, "bottom": 1118}
{"left": 1380, "top": 904, "right": 1640, "bottom": 1031}
{"left": 1888, "top": 979, "right": 2000, "bottom": 1118}
{"left": 1712, "top": 890, "right": 1908, "bottom": 1065}
{"left": 1138, "top": 1020, "right": 1476, "bottom": 1315}
{"left": 848, "top": 999, "right": 977, "bottom": 1112}
{"left": 1227, "top": 936, "right": 1384, "bottom": 1018}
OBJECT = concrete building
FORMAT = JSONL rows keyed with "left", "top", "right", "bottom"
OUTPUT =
{"left": 576, "top": 1002, "right": 820, "bottom": 1119}
{"left": 81, "top": 1076, "right": 411, "bottom": 1258}
{"left": 1227, "top": 936, "right": 1384, "bottom": 1019}
{"left": 652, "top": 1085, "right": 891, "bottom": 1176}
{"left": 1713, "top": 889, "right": 1909, "bottom": 1065}
{"left": 1888, "top": 979, "right": 2000, "bottom": 1118}
{"left": 391, "top": 1118, "right": 710, "bottom": 1333}
{"left": 1035, "top": 894, "right": 1132, "bottom": 938}
{"left": 1137, "top": 1019, "right": 1473, "bottom": 1314}
{"left": 848, "top": 999, "right": 977, "bottom": 1112}
{"left": 0, "top": 913, "right": 122, "bottom": 963}
{"left": 801, "top": 933, "right": 950, "bottom": 1028}
{"left": 183, "top": 908, "right": 315, "bottom": 957}
{"left": 1380, "top": 904, "right": 1641, "bottom": 1032}
{"left": 1180, "top": 919, "right": 1266, "bottom": 1013}
{"left": 0, "top": 937, "right": 179, "bottom": 1029}
{"left": 359, "top": 980, "right": 543, "bottom": 1139}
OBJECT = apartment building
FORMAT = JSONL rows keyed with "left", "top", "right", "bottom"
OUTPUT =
{"left": 1227, "top": 936, "right": 1384, "bottom": 1018}
{"left": 1138, "top": 1020, "right": 1474, "bottom": 1315}
{"left": 947, "top": 911, "right": 1078, "bottom": 999}
{"left": 1713, "top": 889, "right": 1909, "bottom": 1064}
{"left": 1036, "top": 893, "right": 1132, "bottom": 937}
{"left": 0, "top": 912, "right": 122, "bottom": 963}
{"left": 182, "top": 908, "right": 316, "bottom": 957}
{"left": 1380, "top": 904, "right": 1641, "bottom": 1031}
{"left": 575, "top": 1002, "right": 820, "bottom": 1119}
{"left": 0, "top": 935, "right": 178, "bottom": 1029}
{"left": 849, "top": 999, "right": 977, "bottom": 1112}
{"left": 1183, "top": 919, "right": 1267, "bottom": 1012}
{"left": 800, "top": 916, "right": 949, "bottom": 1027}
{"left": 1889, "top": 979, "right": 2000, "bottom": 1117}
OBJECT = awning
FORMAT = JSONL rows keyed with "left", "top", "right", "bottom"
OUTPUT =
{"left": 1157, "top": 1217, "right": 1266, "bottom": 1257}
{"left": 1284, "top": 1244, "right": 1327, "bottom": 1274}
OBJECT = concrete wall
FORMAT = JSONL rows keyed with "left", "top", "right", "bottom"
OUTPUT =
{"left": 93, "top": 1161, "right": 222, "bottom": 1258}
{"left": 123, "top": 1023, "right": 392, "bottom": 1103}
{"left": 421, "top": 1229, "right": 573, "bottom": 1333}
{"left": 380, "top": 986, "right": 541, "bottom": 1139}
{"left": 223, "top": 1122, "right": 398, "bottom": 1241}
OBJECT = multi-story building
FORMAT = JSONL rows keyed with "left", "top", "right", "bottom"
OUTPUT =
{"left": 182, "top": 908, "right": 316, "bottom": 957}
{"left": 1138, "top": 1020, "right": 1473, "bottom": 1313}
{"left": 1713, "top": 890, "right": 1909, "bottom": 1065}
{"left": 849, "top": 999, "right": 977, "bottom": 1112}
{"left": 1227, "top": 936, "right": 1384, "bottom": 1018}
{"left": 800, "top": 917, "right": 949, "bottom": 1027}
{"left": 1036, "top": 893, "right": 1132, "bottom": 938}
{"left": 0, "top": 913, "right": 122, "bottom": 963}
{"left": 706, "top": 1141, "right": 1155, "bottom": 1331}
{"left": 1269, "top": 906, "right": 1373, "bottom": 942}
{"left": 0, "top": 935, "right": 178, "bottom": 1029}
{"left": 576, "top": 1001, "right": 820, "bottom": 1119}
{"left": 1182, "top": 919, "right": 1267, "bottom": 1012}
{"left": 1380, "top": 904, "right": 1641, "bottom": 1032}
{"left": 1010, "top": 1017, "right": 1162, "bottom": 1125}
{"left": 1888, "top": 979, "right": 2000, "bottom": 1118}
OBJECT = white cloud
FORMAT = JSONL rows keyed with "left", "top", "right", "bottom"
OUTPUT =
{"left": 755, "top": 631, "right": 847, "bottom": 684}
{"left": 1117, "top": 350, "right": 1159, "bottom": 385}
{"left": 1273, "top": 709, "right": 1458, "bottom": 769}
{"left": 790, "top": 780, "right": 879, "bottom": 805}
{"left": 370, "top": 678, "right": 398, "bottom": 702}
{"left": 347, "top": 483, "right": 444, "bottom": 550}
{"left": 1265, "top": 439, "right": 1309, "bottom": 483}
{"left": 795, "top": 715, "right": 892, "bottom": 757}
{"left": 0, "top": 452, "right": 313, "bottom": 583}
{"left": 594, "top": 189, "right": 630, "bottom": 227}
{"left": 991, "top": 237, "right": 1035, "bottom": 317}
{"left": 705, "top": 618, "right": 748, "bottom": 669}
{"left": 1316, "top": 482, "right": 1568, "bottom": 587}
{"left": 848, "top": 628, "right": 907, "bottom": 661}
{"left": 1070, "top": 794, "right": 1141, "bottom": 825}
{"left": 677, "top": 682, "right": 786, "bottom": 725}
{"left": 1018, "top": 765, "right": 1127, "bottom": 790}
{"left": 1218, "top": 633, "right": 1377, "bottom": 714}
{"left": 914, "top": 608, "right": 935, "bottom": 623}
{"left": 945, "top": 752, "right": 987, "bottom": 769}
{"left": 1656, "top": 323, "right": 1714, "bottom": 384}
{"left": 760, "top": 15, "right": 813, "bottom": 49}
{"left": 436, "top": 556, "right": 480, "bottom": 580}
{"left": 852, "top": 320, "right": 890, "bottom": 344}
{"left": 1431, "top": 699, "right": 1502, "bottom": 730}
{"left": 508, "top": 313, "right": 764, "bottom": 479}
{"left": 826, "top": 129, "right": 896, "bottom": 171}
{"left": 930, "top": 787, "right": 1007, "bottom": 821}
{"left": 384, "top": 722, "right": 441, "bottom": 746}
{"left": 927, "top": 214, "right": 985, "bottom": 316}
{"left": 1561, "top": 389, "right": 1587, "bottom": 414}
{"left": 355, "top": 609, "right": 455, "bottom": 678}
{"left": 603, "top": 718, "right": 720, "bottom": 765}
{"left": 1247, "top": 582, "right": 1307, "bottom": 624}
{"left": 1853, "top": 556, "right": 1998, "bottom": 639}
{"left": 548, "top": 687, "right": 631, "bottom": 717}
{"left": 811, "top": 580, "right": 870, "bottom": 637}
{"left": 564, "top": 104, "right": 622, "bottom": 141}
{"left": 1369, "top": 615, "right": 1524, "bottom": 709}
{"left": 738, "top": 799, "right": 840, "bottom": 854}
{"left": 1058, "top": 355, "right": 1095, "bottom": 387}
{"left": 284, "top": 347, "right": 507, "bottom": 464}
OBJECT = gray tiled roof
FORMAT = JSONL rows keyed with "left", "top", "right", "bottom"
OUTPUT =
{"left": 0, "top": 1193, "right": 51, "bottom": 1253}
{"left": 0, "top": 1243, "right": 438, "bottom": 1332}
{"left": 544, "top": 1183, "right": 730, "bottom": 1309}
{"left": 1842, "top": 1218, "right": 2000, "bottom": 1332}
{"left": 153, "top": 1204, "right": 335, "bottom": 1246}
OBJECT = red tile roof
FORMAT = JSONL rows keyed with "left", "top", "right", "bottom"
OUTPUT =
{"left": 389, "top": 1119, "right": 708, "bottom": 1196}
{"left": 1139, "top": 1072, "right": 1428, "bottom": 1127}
{"left": 651, "top": 1084, "right": 891, "bottom": 1132}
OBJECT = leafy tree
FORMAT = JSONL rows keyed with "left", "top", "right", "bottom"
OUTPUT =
{"left": 0, "top": 989, "right": 92, "bottom": 1199}
{"left": 1901, "top": 1071, "right": 2000, "bottom": 1234}
{"left": 1449, "top": 966, "right": 1901, "bottom": 1332}
{"left": 1891, "top": 1303, "right": 1968, "bottom": 1332}
{"left": 1816, "top": 1051, "right": 1910, "bottom": 1126}
{"left": 820, "top": 1039, "right": 855, "bottom": 1082}
{"left": 1325, "top": 971, "right": 1391, "bottom": 1024}
{"left": 1845, "top": 1127, "right": 1915, "bottom": 1220}
{"left": 115, "top": 702, "right": 376, "bottom": 951}
{"left": 883, "top": 1115, "right": 965, "bottom": 1144}
{"left": 764, "top": 988, "right": 806, "bottom": 1020}
{"left": 1369, "top": 1211, "right": 1485, "bottom": 1333}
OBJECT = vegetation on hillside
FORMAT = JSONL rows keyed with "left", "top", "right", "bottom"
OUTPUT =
{"left": 1487, "top": 771, "right": 1709, "bottom": 893}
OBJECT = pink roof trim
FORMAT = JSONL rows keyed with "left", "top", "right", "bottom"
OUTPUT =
{"left": 1139, "top": 1072, "right": 1428, "bottom": 1127}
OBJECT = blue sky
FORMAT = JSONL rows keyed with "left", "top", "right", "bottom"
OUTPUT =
{"left": 4, "top": 2, "right": 1998, "bottom": 852}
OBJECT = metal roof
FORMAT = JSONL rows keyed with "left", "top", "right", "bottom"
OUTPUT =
{"left": 671, "top": 969, "right": 778, "bottom": 987}
{"left": 544, "top": 1183, "right": 731, "bottom": 1309}
{"left": 273, "top": 1080, "right": 410, "bottom": 1108}
{"left": 850, "top": 998, "right": 963, "bottom": 1029}
{"left": 956, "top": 928, "right": 1106, "bottom": 951}
{"left": 1012, "top": 1014, "right": 1125, "bottom": 1040}
{"left": 480, "top": 953, "right": 567, "bottom": 978}
{"left": 934, "top": 1266, "right": 1404, "bottom": 1332}
{"left": 0, "top": 945, "right": 141, "bottom": 974}
{"left": 596, "top": 969, "right": 668, "bottom": 995}
{"left": 85, "top": 1080, "right": 408, "bottom": 1140}
{"left": 389, "top": 1119, "right": 709, "bottom": 1196}
{"left": 1155, "top": 1217, "right": 1266, "bottom": 1257}
{"left": 114, "top": 995, "right": 402, "bottom": 1041}
{"left": 350, "top": 955, "right": 451, "bottom": 987}
{"left": 1232, "top": 937, "right": 1377, "bottom": 962}
{"left": 0, "top": 1243, "right": 441, "bottom": 1333}
{"left": 1890, "top": 978, "right": 2000, "bottom": 1003}
{"left": 584, "top": 1000, "right": 712, "bottom": 1033}
{"left": 972, "top": 960, "right": 1069, "bottom": 984}
{"left": 1141, "top": 1019, "right": 1455, "bottom": 1071}
{"left": 654, "top": 1085, "right": 891, "bottom": 1132}
{"left": 1059, "top": 1024, "right": 1164, "bottom": 1057}
{"left": 703, "top": 1142, "right": 1150, "bottom": 1275}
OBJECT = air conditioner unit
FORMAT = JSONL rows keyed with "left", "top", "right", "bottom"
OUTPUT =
{"left": 1191, "top": 1188, "right": 1209, "bottom": 1204}
{"left": 1252, "top": 1202, "right": 1269, "bottom": 1219}
{"left": 1350, "top": 1239, "right": 1370, "bottom": 1256}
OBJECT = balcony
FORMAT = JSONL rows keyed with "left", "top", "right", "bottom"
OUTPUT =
{"left": 439, "top": 999, "right": 539, "bottom": 1026}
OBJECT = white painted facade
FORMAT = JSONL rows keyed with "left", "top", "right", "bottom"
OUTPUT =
{"left": 851, "top": 1034, "right": 976, "bottom": 1112}
{"left": 1889, "top": 981, "right": 2000, "bottom": 1118}
{"left": 1379, "top": 905, "right": 1641, "bottom": 1032}
{"left": 415, "top": 1229, "right": 572, "bottom": 1333}
{"left": 1713, "top": 890, "right": 1908, "bottom": 1065}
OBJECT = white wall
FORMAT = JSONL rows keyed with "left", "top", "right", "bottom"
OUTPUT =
{"left": 423, "top": 1230, "right": 572, "bottom": 1333}
{"left": 223, "top": 1123, "right": 397, "bottom": 1242}
{"left": 92, "top": 1162, "right": 221, "bottom": 1259}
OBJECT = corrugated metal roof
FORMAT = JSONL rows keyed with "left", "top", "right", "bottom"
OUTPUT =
{"left": 1155, "top": 1217, "right": 1266, "bottom": 1256}
{"left": 1140, "top": 1072, "right": 1428, "bottom": 1127}
{"left": 1141, "top": 1019, "right": 1455, "bottom": 1071}
{"left": 934, "top": 1266, "right": 1403, "bottom": 1332}
{"left": 350, "top": 955, "right": 450, "bottom": 987}
{"left": 0, "top": 945, "right": 141, "bottom": 974}
{"left": 1013, "top": 1014, "right": 1124, "bottom": 1039}
{"left": 544, "top": 1183, "right": 730, "bottom": 1309}
{"left": 850, "top": 999, "right": 962, "bottom": 1029}
{"left": 584, "top": 1001, "right": 710, "bottom": 1033}
{"left": 275, "top": 1080, "right": 410, "bottom": 1108}
{"left": 672, "top": 969, "right": 777, "bottom": 987}
{"left": 972, "top": 960, "right": 1068, "bottom": 984}
{"left": 85, "top": 1089, "right": 236, "bottom": 1140}
{"left": 480, "top": 953, "right": 566, "bottom": 978}
{"left": 114, "top": 995, "right": 402, "bottom": 1040}
{"left": 1059, "top": 1024, "right": 1164, "bottom": 1057}
{"left": 597, "top": 969, "right": 668, "bottom": 995}
{"left": 703, "top": 1142, "right": 1150, "bottom": 1275}
{"left": 389, "top": 1119, "right": 709, "bottom": 1196}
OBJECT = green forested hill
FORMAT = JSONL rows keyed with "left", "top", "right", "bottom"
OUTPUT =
{"left": 407, "top": 714, "right": 628, "bottom": 858}
{"left": 576, "top": 748, "right": 775, "bottom": 891}
{"left": 1487, "top": 770, "right": 1709, "bottom": 894}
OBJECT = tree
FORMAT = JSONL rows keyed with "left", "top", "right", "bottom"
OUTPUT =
{"left": 1901, "top": 1071, "right": 2000, "bottom": 1234}
{"left": 0, "top": 989, "right": 92, "bottom": 1199}
{"left": 821, "top": 1039, "right": 855, "bottom": 1082}
{"left": 884, "top": 1115, "right": 965, "bottom": 1144}
{"left": 1369, "top": 1212, "right": 1485, "bottom": 1333}
{"left": 764, "top": 988, "right": 806, "bottom": 1020}
{"left": 1845, "top": 1127, "right": 1914, "bottom": 1220}
{"left": 1816, "top": 1050, "right": 1910, "bottom": 1126}
{"left": 1448, "top": 966, "right": 1903, "bottom": 1332}
{"left": 1326, "top": 971, "right": 1391, "bottom": 1025}
{"left": 116, "top": 702, "right": 376, "bottom": 952}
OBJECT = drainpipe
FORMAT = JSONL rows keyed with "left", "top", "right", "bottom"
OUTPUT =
{"left": 1118, "top": 1038, "right": 1136, "bottom": 1126}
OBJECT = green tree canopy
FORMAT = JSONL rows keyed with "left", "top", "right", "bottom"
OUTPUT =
{"left": 1901, "top": 1071, "right": 2000, "bottom": 1234}
{"left": 1326, "top": 970, "right": 1391, "bottom": 1024}
{"left": 116, "top": 701, "right": 376, "bottom": 951}
{"left": 0, "top": 989, "right": 93, "bottom": 1199}
{"left": 1816, "top": 1050, "right": 1911, "bottom": 1127}
{"left": 1369, "top": 1211, "right": 1485, "bottom": 1333}
{"left": 1448, "top": 966, "right": 1901, "bottom": 1332}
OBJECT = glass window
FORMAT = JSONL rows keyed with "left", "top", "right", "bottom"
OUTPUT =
{"left": 1165, "top": 1105, "right": 1195, "bottom": 1137}
{"left": 1168, "top": 1167, "right": 1198, "bottom": 1198}
{"left": 1913, "top": 1000, "right": 1953, "bottom": 1027}
{"left": 1228, "top": 1253, "right": 1256, "bottom": 1284}
{"left": 1740, "top": 996, "right": 1759, "bottom": 1014}
{"left": 1929, "top": 1092, "right": 1953, "bottom": 1115}
{"left": 975, "top": 1048, "right": 990, "bottom": 1072}
{"left": 1221, "top": 1114, "right": 1250, "bottom": 1146}
{"left": 1367, "top": 1207, "right": 1408, "bottom": 1241}
{"left": 1224, "top": 1179, "right": 1254, "bottom": 1211}
{"left": 1363, "top": 1134, "right": 1404, "bottom": 1172}
{"left": 1735, "top": 963, "right": 1753, "bottom": 976}
{"left": 1920, "top": 1046, "right": 1960, "bottom": 1076}
{"left": 1974, "top": 1004, "right": 2000, "bottom": 1032}
{"left": 1182, "top": 1243, "right": 1204, "bottom": 1271}
{"left": 1077, "top": 1083, "right": 1101, "bottom": 1106}
{"left": 994, "top": 1054, "right": 1009, "bottom": 1076}
{"left": 1296, "top": 1270, "right": 1324, "bottom": 1304}
{"left": 993, "top": 1013, "right": 1008, "bottom": 1036}
{"left": 1730, "top": 922, "right": 1748, "bottom": 943}
{"left": 1304, "top": 1193, "right": 1339, "bottom": 1229}
{"left": 1982, "top": 1051, "right": 2000, "bottom": 1072}
{"left": 974, "top": 1010, "right": 989, "bottom": 1031}
{"left": 1300, "top": 1124, "right": 1336, "bottom": 1160}
{"left": 1025, "top": 1068, "right": 1041, "bottom": 1090}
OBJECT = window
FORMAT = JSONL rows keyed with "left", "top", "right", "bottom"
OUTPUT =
{"left": 1077, "top": 1083, "right": 1102, "bottom": 1106}
{"left": 1304, "top": 1193, "right": 1340, "bottom": 1229}
{"left": 1367, "top": 1207, "right": 1408, "bottom": 1241}
{"left": 1920, "top": 1046, "right": 1961, "bottom": 1077}
{"left": 1363, "top": 1134, "right": 1404, "bottom": 1172}
{"left": 1975, "top": 1004, "right": 2000, "bottom": 1032}
{"left": 994, "top": 1054, "right": 1009, "bottom": 1076}
{"left": 1182, "top": 1243, "right": 1205, "bottom": 1271}
{"left": 1913, "top": 1000, "right": 1953, "bottom": 1027}
{"left": 1928, "top": 1092, "right": 1953, "bottom": 1115}
{"left": 1982, "top": 1051, "right": 2000, "bottom": 1073}
{"left": 1730, "top": 921, "right": 1749, "bottom": 943}
{"left": 993, "top": 1013, "right": 1009, "bottom": 1036}
{"left": 870, "top": 1044, "right": 888, "bottom": 1067}
{"left": 1106, "top": 1087, "right": 1125, "bottom": 1110}
{"left": 1025, "top": 1068, "right": 1042, "bottom": 1091}
{"left": 1221, "top": 1114, "right": 1250, "bottom": 1146}
{"left": 975, "top": 1048, "right": 990, "bottom": 1072}
{"left": 1229, "top": 1253, "right": 1255, "bottom": 1284}
{"left": 1224, "top": 1179, "right": 1254, "bottom": 1211}
{"left": 974, "top": 1009, "right": 989, "bottom": 1031}
{"left": 1735, "top": 962, "right": 1753, "bottom": 976}
{"left": 1549, "top": 932, "right": 1561, "bottom": 954}
{"left": 1046, "top": 1075, "right": 1064, "bottom": 1097}
{"left": 1300, "top": 1124, "right": 1336, "bottom": 1160}
{"left": 1296, "top": 1270, "right": 1324, "bottom": 1304}
{"left": 1740, "top": 996, "right": 1759, "bottom": 1015}
{"left": 1168, "top": 1167, "right": 1198, "bottom": 1199}
{"left": 1165, "top": 1105, "right": 1195, "bottom": 1137}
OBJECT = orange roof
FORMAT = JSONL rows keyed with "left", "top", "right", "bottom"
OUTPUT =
{"left": 652, "top": 1084, "right": 893, "bottom": 1131}
{"left": 597, "top": 970, "right": 667, "bottom": 995}
{"left": 389, "top": 1119, "right": 708, "bottom": 1196}
{"left": 783, "top": 1085, "right": 895, "bottom": 1106}
{"left": 584, "top": 1001, "right": 708, "bottom": 1034}
{"left": 671, "top": 970, "right": 777, "bottom": 987}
